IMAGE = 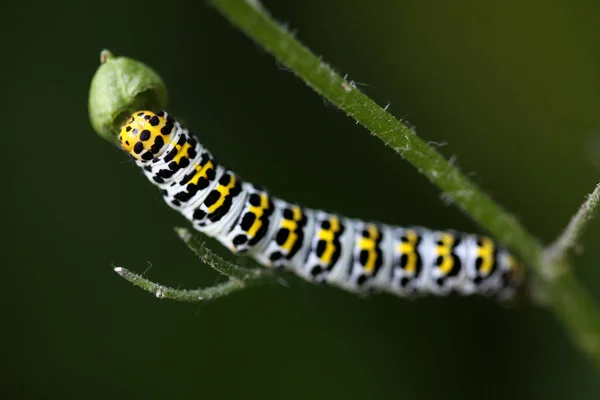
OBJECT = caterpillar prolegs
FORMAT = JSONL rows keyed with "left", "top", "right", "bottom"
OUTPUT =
{"left": 118, "top": 110, "right": 525, "bottom": 301}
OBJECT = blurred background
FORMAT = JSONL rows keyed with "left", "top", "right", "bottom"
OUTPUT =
{"left": 2, "top": 0, "right": 600, "bottom": 398}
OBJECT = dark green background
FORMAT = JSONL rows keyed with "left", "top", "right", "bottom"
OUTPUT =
{"left": 3, "top": 0, "right": 600, "bottom": 398}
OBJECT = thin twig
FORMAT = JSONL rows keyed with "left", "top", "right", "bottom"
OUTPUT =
{"left": 114, "top": 267, "right": 245, "bottom": 302}
{"left": 174, "top": 227, "right": 267, "bottom": 280}
{"left": 112, "top": 228, "right": 274, "bottom": 301}
{"left": 113, "top": 266, "right": 265, "bottom": 302}
{"left": 545, "top": 182, "right": 600, "bottom": 266}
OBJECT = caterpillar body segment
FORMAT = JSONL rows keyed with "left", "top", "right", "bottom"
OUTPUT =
{"left": 216, "top": 183, "right": 275, "bottom": 255}
{"left": 118, "top": 110, "right": 524, "bottom": 301}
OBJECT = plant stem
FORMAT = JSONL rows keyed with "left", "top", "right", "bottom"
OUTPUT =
{"left": 113, "top": 266, "right": 264, "bottom": 302}
{"left": 543, "top": 266, "right": 600, "bottom": 371}
{"left": 545, "top": 182, "right": 600, "bottom": 265}
{"left": 174, "top": 227, "right": 267, "bottom": 280}
{"left": 113, "top": 228, "right": 274, "bottom": 301}
{"left": 206, "top": 0, "right": 600, "bottom": 371}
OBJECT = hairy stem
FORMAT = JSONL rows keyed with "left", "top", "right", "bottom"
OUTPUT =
{"left": 545, "top": 182, "right": 600, "bottom": 265}
{"left": 174, "top": 227, "right": 269, "bottom": 281}
{"left": 206, "top": 0, "right": 600, "bottom": 371}
{"left": 113, "top": 228, "right": 273, "bottom": 301}
{"left": 113, "top": 266, "right": 265, "bottom": 302}
{"left": 544, "top": 266, "right": 600, "bottom": 371}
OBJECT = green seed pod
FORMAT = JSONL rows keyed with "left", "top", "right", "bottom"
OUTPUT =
{"left": 88, "top": 50, "right": 168, "bottom": 145}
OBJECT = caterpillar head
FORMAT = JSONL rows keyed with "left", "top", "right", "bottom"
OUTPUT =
{"left": 119, "top": 110, "right": 173, "bottom": 161}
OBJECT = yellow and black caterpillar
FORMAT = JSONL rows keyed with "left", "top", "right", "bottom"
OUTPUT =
{"left": 119, "top": 110, "right": 524, "bottom": 301}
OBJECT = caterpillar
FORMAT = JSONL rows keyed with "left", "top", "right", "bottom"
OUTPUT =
{"left": 118, "top": 110, "right": 524, "bottom": 301}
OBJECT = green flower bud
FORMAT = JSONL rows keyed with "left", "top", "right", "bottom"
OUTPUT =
{"left": 88, "top": 50, "right": 167, "bottom": 145}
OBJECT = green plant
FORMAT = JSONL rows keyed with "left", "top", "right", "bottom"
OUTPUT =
{"left": 88, "top": 0, "right": 600, "bottom": 373}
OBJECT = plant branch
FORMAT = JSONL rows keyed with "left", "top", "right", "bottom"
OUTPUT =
{"left": 545, "top": 182, "right": 600, "bottom": 265}
{"left": 113, "top": 266, "right": 252, "bottom": 302}
{"left": 174, "top": 227, "right": 267, "bottom": 280}
{"left": 544, "top": 265, "right": 600, "bottom": 371}
{"left": 206, "top": 0, "right": 600, "bottom": 371}
{"left": 113, "top": 228, "right": 273, "bottom": 302}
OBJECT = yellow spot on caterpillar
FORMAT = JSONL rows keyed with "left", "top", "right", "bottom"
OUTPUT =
{"left": 476, "top": 236, "right": 495, "bottom": 276}
{"left": 318, "top": 217, "right": 341, "bottom": 264}
{"left": 436, "top": 233, "right": 456, "bottom": 275}
{"left": 279, "top": 206, "right": 303, "bottom": 252}
{"left": 208, "top": 175, "right": 237, "bottom": 214}
{"left": 171, "top": 141, "right": 192, "bottom": 164}
{"left": 358, "top": 224, "right": 380, "bottom": 274}
{"left": 188, "top": 161, "right": 214, "bottom": 186}
{"left": 292, "top": 206, "right": 302, "bottom": 221}
{"left": 246, "top": 193, "right": 269, "bottom": 238}
{"left": 398, "top": 230, "right": 419, "bottom": 274}
{"left": 281, "top": 222, "right": 298, "bottom": 252}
